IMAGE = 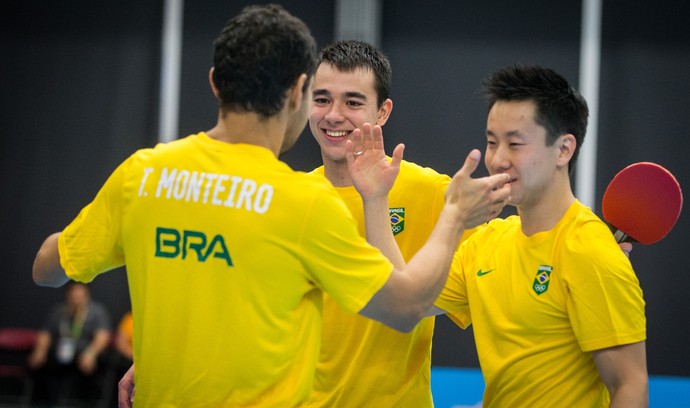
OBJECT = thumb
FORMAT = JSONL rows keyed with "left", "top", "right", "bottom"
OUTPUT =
{"left": 456, "top": 149, "right": 481, "bottom": 179}
{"left": 390, "top": 143, "right": 405, "bottom": 168}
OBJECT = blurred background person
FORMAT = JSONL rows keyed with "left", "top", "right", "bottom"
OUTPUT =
{"left": 28, "top": 282, "right": 112, "bottom": 406}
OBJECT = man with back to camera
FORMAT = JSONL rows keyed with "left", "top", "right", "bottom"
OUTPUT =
{"left": 32, "top": 4, "right": 511, "bottom": 407}
{"left": 116, "top": 39, "right": 483, "bottom": 407}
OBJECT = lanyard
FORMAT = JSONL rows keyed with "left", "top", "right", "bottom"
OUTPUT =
{"left": 59, "top": 308, "right": 87, "bottom": 340}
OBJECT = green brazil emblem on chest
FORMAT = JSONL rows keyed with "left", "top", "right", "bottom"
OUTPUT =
{"left": 532, "top": 265, "right": 553, "bottom": 295}
{"left": 389, "top": 208, "right": 405, "bottom": 236}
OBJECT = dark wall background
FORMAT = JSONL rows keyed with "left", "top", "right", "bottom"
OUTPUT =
{"left": 2, "top": 0, "right": 688, "bottom": 376}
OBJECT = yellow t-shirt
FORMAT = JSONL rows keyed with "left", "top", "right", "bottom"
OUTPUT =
{"left": 58, "top": 132, "right": 393, "bottom": 407}
{"left": 435, "top": 200, "right": 646, "bottom": 407}
{"left": 308, "top": 161, "right": 475, "bottom": 407}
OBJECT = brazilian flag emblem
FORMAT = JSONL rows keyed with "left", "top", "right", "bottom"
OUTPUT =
{"left": 532, "top": 265, "right": 552, "bottom": 295}
{"left": 389, "top": 207, "right": 405, "bottom": 236}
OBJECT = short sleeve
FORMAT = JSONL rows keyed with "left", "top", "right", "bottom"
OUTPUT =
{"left": 59, "top": 158, "right": 130, "bottom": 282}
{"left": 435, "top": 249, "right": 471, "bottom": 329}
{"left": 299, "top": 188, "right": 393, "bottom": 314}
{"left": 562, "top": 229, "right": 646, "bottom": 351}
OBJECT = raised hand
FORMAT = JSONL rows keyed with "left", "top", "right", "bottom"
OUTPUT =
{"left": 444, "top": 149, "right": 511, "bottom": 230}
{"left": 345, "top": 123, "right": 405, "bottom": 203}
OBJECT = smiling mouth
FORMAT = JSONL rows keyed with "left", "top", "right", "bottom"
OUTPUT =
{"left": 324, "top": 130, "right": 351, "bottom": 138}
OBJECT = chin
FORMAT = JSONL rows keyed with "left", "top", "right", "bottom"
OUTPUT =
{"left": 506, "top": 195, "right": 521, "bottom": 207}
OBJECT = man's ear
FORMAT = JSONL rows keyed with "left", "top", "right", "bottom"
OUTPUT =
{"left": 557, "top": 133, "right": 576, "bottom": 167}
{"left": 288, "top": 73, "right": 309, "bottom": 111}
{"left": 376, "top": 98, "right": 393, "bottom": 126}
{"left": 208, "top": 67, "right": 220, "bottom": 99}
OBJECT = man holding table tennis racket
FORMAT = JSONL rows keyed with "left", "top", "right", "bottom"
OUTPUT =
{"left": 352, "top": 64, "right": 648, "bottom": 407}
{"left": 434, "top": 65, "right": 648, "bottom": 407}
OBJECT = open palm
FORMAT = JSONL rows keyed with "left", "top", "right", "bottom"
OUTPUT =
{"left": 345, "top": 123, "right": 404, "bottom": 202}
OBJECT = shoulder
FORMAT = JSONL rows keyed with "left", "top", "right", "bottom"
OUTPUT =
{"left": 279, "top": 171, "right": 348, "bottom": 218}
{"left": 394, "top": 160, "right": 450, "bottom": 193}
{"left": 562, "top": 203, "right": 617, "bottom": 253}
{"left": 88, "top": 301, "right": 110, "bottom": 315}
{"left": 293, "top": 171, "right": 337, "bottom": 194}
{"left": 556, "top": 203, "right": 632, "bottom": 271}
{"left": 122, "top": 133, "right": 207, "bottom": 166}
{"left": 479, "top": 215, "right": 520, "bottom": 237}
{"left": 459, "top": 215, "right": 519, "bottom": 250}
{"left": 399, "top": 160, "right": 449, "bottom": 182}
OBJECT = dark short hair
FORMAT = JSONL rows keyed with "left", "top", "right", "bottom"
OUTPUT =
{"left": 317, "top": 40, "right": 392, "bottom": 108}
{"left": 212, "top": 4, "right": 317, "bottom": 118}
{"left": 482, "top": 65, "right": 589, "bottom": 173}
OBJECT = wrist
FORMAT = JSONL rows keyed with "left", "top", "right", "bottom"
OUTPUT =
{"left": 438, "top": 205, "right": 467, "bottom": 241}
{"left": 361, "top": 193, "right": 388, "bottom": 206}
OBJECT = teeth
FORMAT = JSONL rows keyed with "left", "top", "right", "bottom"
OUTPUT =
{"left": 325, "top": 130, "right": 349, "bottom": 137}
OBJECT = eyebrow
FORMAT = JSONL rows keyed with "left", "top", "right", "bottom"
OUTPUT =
{"left": 486, "top": 129, "right": 522, "bottom": 137}
{"left": 312, "top": 89, "right": 367, "bottom": 100}
{"left": 343, "top": 91, "right": 367, "bottom": 100}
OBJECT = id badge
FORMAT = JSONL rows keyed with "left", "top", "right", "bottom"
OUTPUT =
{"left": 56, "top": 337, "right": 76, "bottom": 364}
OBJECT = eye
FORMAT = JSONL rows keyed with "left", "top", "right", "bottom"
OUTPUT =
{"left": 313, "top": 97, "right": 329, "bottom": 105}
{"left": 345, "top": 100, "right": 364, "bottom": 107}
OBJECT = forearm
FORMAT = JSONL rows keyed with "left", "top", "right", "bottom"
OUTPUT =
{"left": 87, "top": 330, "right": 112, "bottom": 356}
{"left": 360, "top": 205, "right": 464, "bottom": 332}
{"left": 33, "top": 232, "right": 70, "bottom": 287}
{"left": 28, "top": 331, "right": 52, "bottom": 368}
{"left": 609, "top": 383, "right": 648, "bottom": 408}
{"left": 400, "top": 205, "right": 464, "bottom": 311}
{"left": 594, "top": 342, "right": 648, "bottom": 408}
{"left": 362, "top": 196, "right": 405, "bottom": 269}
{"left": 32, "top": 331, "right": 52, "bottom": 356}
{"left": 359, "top": 149, "right": 510, "bottom": 332}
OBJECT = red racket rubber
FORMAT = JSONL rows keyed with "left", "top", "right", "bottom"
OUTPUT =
{"left": 602, "top": 162, "right": 682, "bottom": 245}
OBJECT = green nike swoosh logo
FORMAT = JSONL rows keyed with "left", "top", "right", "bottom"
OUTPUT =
{"left": 476, "top": 269, "right": 494, "bottom": 277}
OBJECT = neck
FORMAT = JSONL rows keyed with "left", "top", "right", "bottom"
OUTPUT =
{"left": 322, "top": 155, "right": 353, "bottom": 187}
{"left": 206, "top": 109, "right": 287, "bottom": 157}
{"left": 518, "top": 175, "right": 576, "bottom": 236}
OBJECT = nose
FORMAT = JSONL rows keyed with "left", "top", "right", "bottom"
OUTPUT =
{"left": 323, "top": 102, "right": 345, "bottom": 124}
{"left": 487, "top": 144, "right": 510, "bottom": 173}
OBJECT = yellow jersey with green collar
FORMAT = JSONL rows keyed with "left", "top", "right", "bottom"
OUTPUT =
{"left": 58, "top": 132, "right": 393, "bottom": 407}
{"left": 308, "top": 160, "right": 477, "bottom": 408}
{"left": 435, "top": 200, "right": 646, "bottom": 407}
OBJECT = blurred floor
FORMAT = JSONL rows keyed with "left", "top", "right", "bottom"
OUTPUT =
{"left": 431, "top": 367, "right": 690, "bottom": 408}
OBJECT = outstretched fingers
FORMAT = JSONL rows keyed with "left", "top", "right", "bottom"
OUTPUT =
{"left": 390, "top": 142, "right": 405, "bottom": 171}
{"left": 446, "top": 150, "right": 511, "bottom": 229}
{"left": 345, "top": 128, "right": 363, "bottom": 160}
{"left": 346, "top": 123, "right": 403, "bottom": 201}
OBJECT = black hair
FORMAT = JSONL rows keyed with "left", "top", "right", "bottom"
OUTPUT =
{"left": 212, "top": 4, "right": 317, "bottom": 118}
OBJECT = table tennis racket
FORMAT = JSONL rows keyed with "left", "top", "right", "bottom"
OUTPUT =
{"left": 602, "top": 162, "right": 683, "bottom": 244}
